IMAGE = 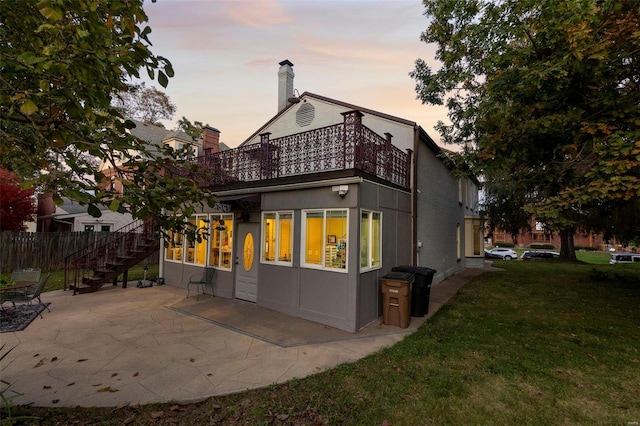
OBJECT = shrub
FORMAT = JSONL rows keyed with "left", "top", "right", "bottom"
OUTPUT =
{"left": 530, "top": 243, "right": 555, "bottom": 249}
{"left": 575, "top": 246, "right": 598, "bottom": 251}
{"left": 494, "top": 242, "right": 515, "bottom": 248}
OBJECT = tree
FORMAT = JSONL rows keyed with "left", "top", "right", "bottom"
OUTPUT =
{"left": 0, "top": 0, "right": 214, "bottom": 237}
{"left": 411, "top": 0, "right": 640, "bottom": 258}
{"left": 0, "top": 168, "right": 36, "bottom": 231}
{"left": 113, "top": 83, "right": 176, "bottom": 126}
{"left": 177, "top": 117, "right": 207, "bottom": 140}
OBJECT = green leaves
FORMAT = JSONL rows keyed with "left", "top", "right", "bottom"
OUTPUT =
{"left": 37, "top": 4, "right": 63, "bottom": 21}
{"left": 0, "top": 0, "right": 214, "bottom": 236}
{"left": 414, "top": 0, "right": 640, "bottom": 247}
{"left": 158, "top": 71, "right": 169, "bottom": 88}
{"left": 19, "top": 100, "right": 38, "bottom": 115}
{"left": 88, "top": 204, "right": 102, "bottom": 218}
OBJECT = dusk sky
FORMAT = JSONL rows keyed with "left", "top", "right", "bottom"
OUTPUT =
{"left": 142, "top": 0, "right": 448, "bottom": 147}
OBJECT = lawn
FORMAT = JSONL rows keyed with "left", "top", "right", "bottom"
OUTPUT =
{"left": 9, "top": 260, "right": 639, "bottom": 425}
{"left": 1, "top": 263, "right": 159, "bottom": 292}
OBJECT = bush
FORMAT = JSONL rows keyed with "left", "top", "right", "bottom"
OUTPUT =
{"left": 530, "top": 243, "right": 555, "bottom": 249}
{"left": 575, "top": 246, "right": 598, "bottom": 251}
{"left": 494, "top": 242, "right": 515, "bottom": 248}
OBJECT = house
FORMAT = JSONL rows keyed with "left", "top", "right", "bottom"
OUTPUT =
{"left": 489, "top": 221, "right": 608, "bottom": 250}
{"left": 36, "top": 120, "right": 224, "bottom": 233}
{"left": 36, "top": 195, "right": 134, "bottom": 232}
{"left": 98, "top": 119, "right": 231, "bottom": 192}
{"left": 159, "top": 60, "right": 483, "bottom": 332}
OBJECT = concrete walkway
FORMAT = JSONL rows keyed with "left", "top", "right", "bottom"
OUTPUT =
{"left": 0, "top": 266, "right": 496, "bottom": 408}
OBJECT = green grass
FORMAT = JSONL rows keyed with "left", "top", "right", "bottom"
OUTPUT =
{"left": 576, "top": 250, "right": 613, "bottom": 264}
{"left": 508, "top": 248, "right": 612, "bottom": 264}
{"left": 1, "top": 263, "right": 159, "bottom": 292}
{"left": 14, "top": 260, "right": 640, "bottom": 425}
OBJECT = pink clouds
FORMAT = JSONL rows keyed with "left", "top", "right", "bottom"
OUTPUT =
{"left": 223, "top": 0, "right": 291, "bottom": 27}
{"left": 141, "top": 0, "right": 448, "bottom": 147}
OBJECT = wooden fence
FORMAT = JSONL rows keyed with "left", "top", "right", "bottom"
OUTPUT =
{"left": 0, "top": 231, "right": 159, "bottom": 273}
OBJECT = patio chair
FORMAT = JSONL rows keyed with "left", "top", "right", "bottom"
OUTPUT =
{"left": 3, "top": 274, "right": 51, "bottom": 318}
{"left": 187, "top": 268, "right": 215, "bottom": 301}
{"left": 10, "top": 268, "right": 41, "bottom": 287}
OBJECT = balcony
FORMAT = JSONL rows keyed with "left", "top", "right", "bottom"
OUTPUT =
{"left": 193, "top": 111, "right": 411, "bottom": 190}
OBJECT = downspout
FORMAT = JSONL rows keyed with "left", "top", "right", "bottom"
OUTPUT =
{"left": 412, "top": 126, "right": 420, "bottom": 266}
{"left": 159, "top": 236, "right": 164, "bottom": 283}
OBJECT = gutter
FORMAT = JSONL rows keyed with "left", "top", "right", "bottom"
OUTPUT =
{"left": 412, "top": 126, "right": 419, "bottom": 266}
{"left": 212, "top": 176, "right": 365, "bottom": 197}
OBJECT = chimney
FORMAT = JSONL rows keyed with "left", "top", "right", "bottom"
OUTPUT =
{"left": 278, "top": 59, "right": 294, "bottom": 112}
{"left": 202, "top": 126, "right": 220, "bottom": 154}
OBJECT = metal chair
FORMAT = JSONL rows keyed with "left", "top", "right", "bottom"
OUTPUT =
{"left": 187, "top": 268, "right": 215, "bottom": 300}
{"left": 3, "top": 273, "right": 51, "bottom": 318}
{"left": 10, "top": 268, "right": 41, "bottom": 286}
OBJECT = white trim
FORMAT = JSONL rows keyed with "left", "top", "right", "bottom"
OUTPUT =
{"left": 212, "top": 177, "right": 364, "bottom": 196}
{"left": 260, "top": 211, "right": 294, "bottom": 267}
{"left": 208, "top": 213, "right": 234, "bottom": 271}
{"left": 300, "top": 208, "right": 349, "bottom": 273}
{"left": 360, "top": 209, "right": 383, "bottom": 272}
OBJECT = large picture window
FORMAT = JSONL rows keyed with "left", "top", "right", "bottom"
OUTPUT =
{"left": 164, "top": 229, "right": 184, "bottom": 262}
{"left": 360, "top": 210, "right": 381, "bottom": 271}
{"left": 185, "top": 215, "right": 208, "bottom": 265}
{"left": 262, "top": 212, "right": 293, "bottom": 265}
{"left": 302, "top": 209, "right": 348, "bottom": 271}
{"left": 209, "top": 214, "right": 233, "bottom": 270}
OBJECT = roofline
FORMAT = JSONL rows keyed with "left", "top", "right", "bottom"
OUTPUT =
{"left": 423, "top": 131, "right": 482, "bottom": 186}
{"left": 302, "top": 92, "right": 418, "bottom": 127}
{"left": 239, "top": 91, "right": 419, "bottom": 147}
{"left": 417, "top": 125, "right": 442, "bottom": 156}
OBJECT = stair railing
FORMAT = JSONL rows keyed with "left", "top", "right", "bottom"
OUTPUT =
{"left": 64, "top": 219, "right": 156, "bottom": 294}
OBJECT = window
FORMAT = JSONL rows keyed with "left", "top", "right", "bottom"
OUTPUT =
{"left": 209, "top": 214, "right": 233, "bottom": 270}
{"left": 456, "top": 223, "right": 461, "bottom": 260}
{"left": 100, "top": 225, "right": 111, "bottom": 232}
{"left": 360, "top": 210, "right": 381, "bottom": 271}
{"left": 302, "top": 209, "right": 348, "bottom": 271}
{"left": 84, "top": 225, "right": 94, "bottom": 232}
{"left": 465, "top": 217, "right": 483, "bottom": 257}
{"left": 262, "top": 212, "right": 293, "bottom": 265}
{"left": 165, "top": 229, "right": 184, "bottom": 262}
{"left": 185, "top": 215, "right": 208, "bottom": 266}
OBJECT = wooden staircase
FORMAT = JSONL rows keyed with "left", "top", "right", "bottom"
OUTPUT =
{"left": 64, "top": 219, "right": 159, "bottom": 294}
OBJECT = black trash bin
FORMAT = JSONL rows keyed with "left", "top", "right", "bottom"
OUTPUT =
{"left": 392, "top": 266, "right": 436, "bottom": 317}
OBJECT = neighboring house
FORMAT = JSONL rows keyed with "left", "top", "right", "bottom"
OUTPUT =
{"left": 36, "top": 195, "right": 133, "bottom": 232}
{"left": 36, "top": 120, "right": 223, "bottom": 233}
{"left": 99, "top": 119, "right": 230, "bottom": 192}
{"left": 160, "top": 60, "right": 483, "bottom": 332}
{"left": 489, "top": 221, "right": 607, "bottom": 250}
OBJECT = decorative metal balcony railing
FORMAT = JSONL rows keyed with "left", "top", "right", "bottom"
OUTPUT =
{"left": 194, "top": 110, "right": 411, "bottom": 189}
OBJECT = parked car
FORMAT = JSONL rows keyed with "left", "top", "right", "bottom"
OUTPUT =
{"left": 486, "top": 247, "right": 518, "bottom": 260}
{"left": 521, "top": 250, "right": 560, "bottom": 261}
{"left": 484, "top": 249, "right": 500, "bottom": 259}
{"left": 610, "top": 253, "right": 640, "bottom": 264}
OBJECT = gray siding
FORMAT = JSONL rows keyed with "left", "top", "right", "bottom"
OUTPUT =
{"left": 415, "top": 146, "right": 466, "bottom": 284}
{"left": 257, "top": 181, "right": 410, "bottom": 332}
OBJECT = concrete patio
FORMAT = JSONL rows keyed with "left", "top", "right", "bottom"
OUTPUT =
{"left": 0, "top": 266, "right": 497, "bottom": 408}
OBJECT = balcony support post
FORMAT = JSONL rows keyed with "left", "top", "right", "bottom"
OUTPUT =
{"left": 341, "top": 110, "right": 363, "bottom": 170}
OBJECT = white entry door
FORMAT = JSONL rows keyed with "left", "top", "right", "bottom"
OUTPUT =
{"left": 234, "top": 222, "right": 258, "bottom": 302}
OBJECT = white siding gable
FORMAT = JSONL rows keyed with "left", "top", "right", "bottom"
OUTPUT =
{"left": 245, "top": 96, "right": 416, "bottom": 153}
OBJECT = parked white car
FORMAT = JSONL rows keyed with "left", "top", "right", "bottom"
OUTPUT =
{"left": 610, "top": 253, "right": 640, "bottom": 264}
{"left": 487, "top": 247, "right": 518, "bottom": 260}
